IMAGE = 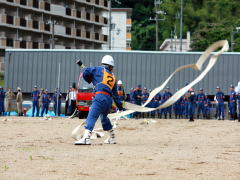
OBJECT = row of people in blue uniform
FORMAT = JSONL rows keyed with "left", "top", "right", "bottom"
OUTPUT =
{"left": 117, "top": 83, "right": 240, "bottom": 122}
{"left": 31, "top": 86, "right": 62, "bottom": 117}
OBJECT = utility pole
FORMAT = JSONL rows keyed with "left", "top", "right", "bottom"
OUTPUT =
{"left": 153, "top": 0, "right": 165, "bottom": 51}
{"left": 155, "top": 0, "right": 159, "bottom": 51}
{"left": 180, "top": 0, "right": 183, "bottom": 51}
{"left": 108, "top": 0, "right": 112, "bottom": 50}
{"left": 231, "top": 27, "right": 240, "bottom": 52}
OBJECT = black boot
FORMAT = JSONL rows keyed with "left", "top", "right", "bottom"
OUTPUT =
{"left": 164, "top": 114, "right": 167, "bottom": 119}
{"left": 189, "top": 117, "right": 194, "bottom": 122}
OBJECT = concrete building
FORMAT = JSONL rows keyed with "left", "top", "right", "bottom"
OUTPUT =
{"left": 160, "top": 32, "right": 191, "bottom": 52}
{"left": 0, "top": 0, "right": 110, "bottom": 71}
{"left": 102, "top": 8, "right": 132, "bottom": 50}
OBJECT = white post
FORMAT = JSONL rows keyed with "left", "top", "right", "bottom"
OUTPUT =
{"left": 56, "top": 63, "right": 61, "bottom": 116}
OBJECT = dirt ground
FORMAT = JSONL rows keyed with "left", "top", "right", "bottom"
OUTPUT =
{"left": 0, "top": 116, "right": 239, "bottom": 180}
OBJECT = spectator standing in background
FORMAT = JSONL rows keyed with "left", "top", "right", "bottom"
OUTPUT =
{"left": 16, "top": 87, "right": 23, "bottom": 116}
{"left": 31, "top": 85, "right": 40, "bottom": 117}
{"left": 5, "top": 88, "right": 15, "bottom": 116}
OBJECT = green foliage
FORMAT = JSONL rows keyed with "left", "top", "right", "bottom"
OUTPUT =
{"left": 112, "top": 0, "right": 240, "bottom": 51}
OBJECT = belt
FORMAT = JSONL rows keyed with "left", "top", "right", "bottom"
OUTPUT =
{"left": 95, "top": 91, "right": 111, "bottom": 96}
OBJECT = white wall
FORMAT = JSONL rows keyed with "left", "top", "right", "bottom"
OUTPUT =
{"left": 102, "top": 11, "right": 128, "bottom": 50}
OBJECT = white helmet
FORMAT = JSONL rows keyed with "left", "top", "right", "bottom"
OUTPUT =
{"left": 117, "top": 80, "right": 123, "bottom": 85}
{"left": 101, "top": 55, "right": 114, "bottom": 66}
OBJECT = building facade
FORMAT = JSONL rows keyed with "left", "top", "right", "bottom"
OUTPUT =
{"left": 0, "top": 0, "right": 109, "bottom": 71}
{"left": 102, "top": 8, "right": 132, "bottom": 50}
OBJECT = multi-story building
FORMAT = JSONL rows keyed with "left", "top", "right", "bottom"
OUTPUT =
{"left": 0, "top": 0, "right": 109, "bottom": 72}
{"left": 102, "top": 8, "right": 132, "bottom": 50}
{"left": 0, "top": 0, "right": 109, "bottom": 50}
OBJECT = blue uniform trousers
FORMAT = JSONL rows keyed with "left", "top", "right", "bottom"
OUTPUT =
{"left": 41, "top": 104, "right": 49, "bottom": 117}
{"left": 197, "top": 103, "right": 205, "bottom": 117}
{"left": 229, "top": 102, "right": 236, "bottom": 117}
{"left": 54, "top": 101, "right": 61, "bottom": 116}
{"left": 0, "top": 101, "right": 4, "bottom": 115}
{"left": 85, "top": 94, "right": 113, "bottom": 131}
{"left": 216, "top": 103, "right": 224, "bottom": 118}
{"left": 32, "top": 101, "right": 39, "bottom": 117}
{"left": 188, "top": 102, "right": 195, "bottom": 119}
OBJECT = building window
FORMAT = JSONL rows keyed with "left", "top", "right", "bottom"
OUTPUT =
{"left": 95, "top": 0, "right": 99, "bottom": 5}
{"left": 86, "top": 31, "right": 90, "bottom": 38}
{"left": 66, "top": 27, "right": 71, "bottom": 35}
{"left": 76, "top": 29, "right": 81, "bottom": 37}
{"left": 86, "top": 13, "right": 90, "bottom": 20}
{"left": 33, "top": 0, "right": 39, "bottom": 8}
{"left": 65, "top": 46, "right": 71, "bottom": 49}
{"left": 7, "top": 0, "right": 14, "bottom": 2}
{"left": 76, "top": 11, "right": 81, "bottom": 18}
{"left": 6, "top": 38, "right": 13, "bottom": 47}
{"left": 95, "top": 15, "right": 99, "bottom": 22}
{"left": 104, "top": 0, "right": 108, "bottom": 7}
{"left": 44, "top": 43, "right": 50, "bottom": 49}
{"left": 95, "top": 33, "right": 99, "bottom": 40}
{"left": 44, "top": 24, "right": 50, "bottom": 31}
{"left": 45, "top": 2, "right": 50, "bottom": 11}
{"left": 127, "top": 27, "right": 131, "bottom": 33}
{"left": 104, "top": 35, "right": 108, "bottom": 42}
{"left": 32, "top": 42, "right": 39, "bottom": 49}
{"left": 103, "top": 17, "right": 108, "bottom": 24}
{"left": 20, "top": 0, "right": 27, "bottom": 5}
{"left": 6, "top": 15, "right": 13, "bottom": 25}
{"left": 126, "top": 41, "right": 131, "bottom": 48}
{"left": 66, "top": 8, "right": 71, "bottom": 16}
{"left": 20, "top": 40, "right": 26, "bottom": 48}
{"left": 20, "top": 18, "right": 26, "bottom": 27}
{"left": 86, "top": 0, "right": 90, "bottom": 2}
{"left": 33, "top": 20, "right": 39, "bottom": 29}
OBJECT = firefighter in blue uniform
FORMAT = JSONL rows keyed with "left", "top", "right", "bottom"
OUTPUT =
{"left": 133, "top": 85, "right": 143, "bottom": 119}
{"left": 215, "top": 86, "right": 225, "bottom": 120}
{"left": 31, "top": 85, "right": 40, "bottom": 117}
{"left": 196, "top": 88, "right": 206, "bottom": 119}
{"left": 155, "top": 93, "right": 162, "bottom": 118}
{"left": 188, "top": 88, "right": 196, "bottom": 122}
{"left": 41, "top": 89, "right": 51, "bottom": 117}
{"left": 0, "top": 86, "right": 5, "bottom": 116}
{"left": 53, "top": 88, "right": 62, "bottom": 116}
{"left": 237, "top": 91, "right": 240, "bottom": 122}
{"left": 204, "top": 94, "right": 211, "bottom": 119}
{"left": 162, "top": 87, "right": 172, "bottom": 119}
{"left": 129, "top": 88, "right": 135, "bottom": 103}
{"left": 142, "top": 87, "right": 149, "bottom": 118}
{"left": 229, "top": 85, "right": 237, "bottom": 120}
{"left": 174, "top": 96, "right": 182, "bottom": 119}
{"left": 74, "top": 55, "right": 123, "bottom": 145}
{"left": 117, "top": 80, "right": 125, "bottom": 102}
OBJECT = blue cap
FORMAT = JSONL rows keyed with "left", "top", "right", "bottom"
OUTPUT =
{"left": 34, "top": 85, "right": 37, "bottom": 88}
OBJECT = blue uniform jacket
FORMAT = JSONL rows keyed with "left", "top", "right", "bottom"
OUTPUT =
{"left": 83, "top": 65, "right": 122, "bottom": 108}
{"left": 162, "top": 92, "right": 172, "bottom": 103}
{"left": 229, "top": 90, "right": 237, "bottom": 103}
{"left": 0, "top": 90, "right": 5, "bottom": 102}
{"left": 196, "top": 93, "right": 206, "bottom": 104}
{"left": 42, "top": 94, "right": 51, "bottom": 105}
{"left": 31, "top": 90, "right": 40, "bottom": 102}
{"left": 216, "top": 92, "right": 224, "bottom": 104}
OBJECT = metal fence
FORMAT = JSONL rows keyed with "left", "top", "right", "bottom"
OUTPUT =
{"left": 4, "top": 49, "right": 240, "bottom": 95}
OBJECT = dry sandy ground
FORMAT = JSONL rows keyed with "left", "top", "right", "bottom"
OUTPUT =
{"left": 0, "top": 117, "right": 239, "bottom": 180}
